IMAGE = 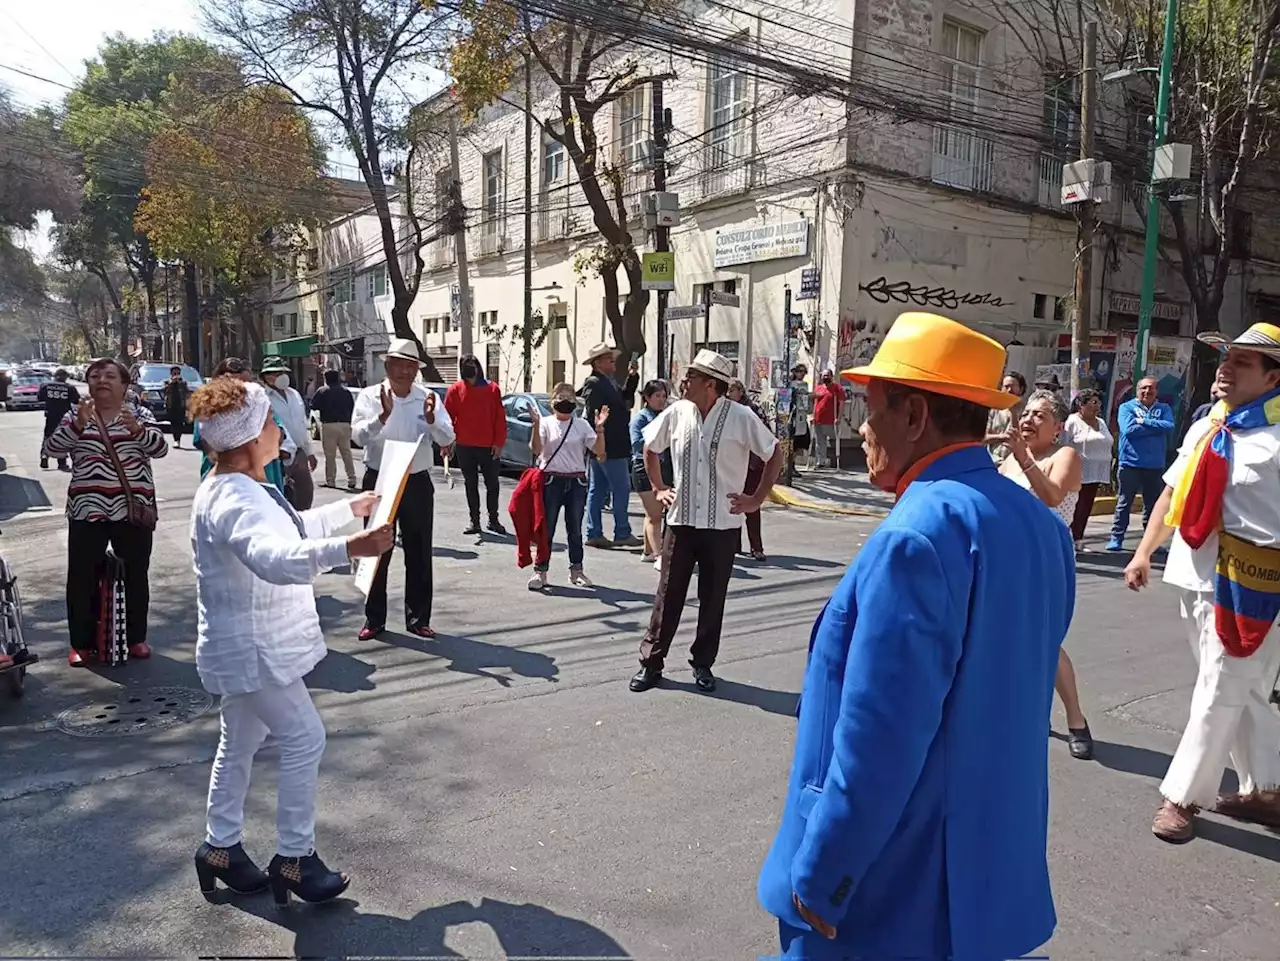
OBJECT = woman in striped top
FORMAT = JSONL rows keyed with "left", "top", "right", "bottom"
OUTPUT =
{"left": 45, "top": 357, "right": 168, "bottom": 667}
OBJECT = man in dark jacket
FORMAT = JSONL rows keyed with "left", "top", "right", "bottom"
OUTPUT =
{"left": 38, "top": 369, "right": 78, "bottom": 470}
{"left": 162, "top": 366, "right": 190, "bottom": 447}
{"left": 312, "top": 368, "right": 358, "bottom": 489}
{"left": 581, "top": 343, "right": 642, "bottom": 548}
{"left": 444, "top": 353, "right": 508, "bottom": 535}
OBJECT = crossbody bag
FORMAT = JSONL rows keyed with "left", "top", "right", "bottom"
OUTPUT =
{"left": 96, "top": 411, "right": 158, "bottom": 531}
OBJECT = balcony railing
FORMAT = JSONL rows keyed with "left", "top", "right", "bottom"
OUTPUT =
{"left": 700, "top": 156, "right": 752, "bottom": 200}
{"left": 428, "top": 239, "right": 454, "bottom": 270}
{"left": 538, "top": 185, "right": 573, "bottom": 243}
{"left": 931, "top": 125, "right": 995, "bottom": 193}
{"left": 1038, "top": 152, "right": 1066, "bottom": 208}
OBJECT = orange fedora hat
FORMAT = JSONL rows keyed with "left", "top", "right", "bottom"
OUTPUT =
{"left": 842, "top": 312, "right": 1017, "bottom": 410}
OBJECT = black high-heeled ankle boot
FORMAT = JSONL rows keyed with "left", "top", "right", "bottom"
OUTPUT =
{"left": 268, "top": 851, "right": 350, "bottom": 907}
{"left": 194, "top": 842, "right": 269, "bottom": 898}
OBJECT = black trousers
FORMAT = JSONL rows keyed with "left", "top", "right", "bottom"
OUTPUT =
{"left": 40, "top": 419, "right": 66, "bottom": 467}
{"left": 363, "top": 468, "right": 435, "bottom": 630}
{"left": 166, "top": 411, "right": 185, "bottom": 442}
{"left": 66, "top": 519, "right": 153, "bottom": 651}
{"left": 639, "top": 525, "right": 738, "bottom": 671}
{"left": 455, "top": 445, "right": 501, "bottom": 523}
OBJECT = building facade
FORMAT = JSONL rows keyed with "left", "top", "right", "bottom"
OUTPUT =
{"left": 406, "top": 0, "right": 1280, "bottom": 426}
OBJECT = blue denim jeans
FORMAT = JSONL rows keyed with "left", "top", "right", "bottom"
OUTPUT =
{"left": 536, "top": 474, "right": 587, "bottom": 572}
{"left": 587, "top": 456, "right": 633, "bottom": 541}
{"left": 1110, "top": 465, "right": 1166, "bottom": 540}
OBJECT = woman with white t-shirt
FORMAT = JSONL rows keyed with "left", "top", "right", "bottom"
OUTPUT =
{"left": 528, "top": 382, "right": 608, "bottom": 590}
{"left": 1062, "top": 388, "right": 1113, "bottom": 551}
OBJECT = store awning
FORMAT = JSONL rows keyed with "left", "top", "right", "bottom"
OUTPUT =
{"left": 261, "top": 335, "right": 319, "bottom": 358}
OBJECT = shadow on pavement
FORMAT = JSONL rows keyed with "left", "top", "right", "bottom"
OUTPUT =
{"left": 665, "top": 678, "right": 799, "bottom": 717}
{"left": 755, "top": 554, "right": 844, "bottom": 572}
{"left": 0, "top": 454, "right": 52, "bottom": 522}
{"left": 230, "top": 895, "right": 631, "bottom": 957}
{"left": 376, "top": 630, "right": 560, "bottom": 688}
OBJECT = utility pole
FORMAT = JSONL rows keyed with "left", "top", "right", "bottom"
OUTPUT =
{"left": 781, "top": 284, "right": 795, "bottom": 486}
{"left": 652, "top": 79, "right": 670, "bottom": 381}
{"left": 1135, "top": 0, "right": 1179, "bottom": 382}
{"left": 1071, "top": 21, "right": 1098, "bottom": 397}
{"left": 449, "top": 109, "right": 475, "bottom": 357}
{"left": 522, "top": 51, "right": 534, "bottom": 391}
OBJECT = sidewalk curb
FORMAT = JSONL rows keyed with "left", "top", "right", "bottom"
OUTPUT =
{"left": 767, "top": 486, "right": 890, "bottom": 518}
{"left": 1091, "top": 494, "right": 1142, "bottom": 517}
{"left": 769, "top": 486, "right": 1138, "bottom": 520}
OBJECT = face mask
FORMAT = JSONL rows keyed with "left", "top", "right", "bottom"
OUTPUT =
{"left": 553, "top": 399, "right": 574, "bottom": 414}
{"left": 274, "top": 373, "right": 290, "bottom": 390}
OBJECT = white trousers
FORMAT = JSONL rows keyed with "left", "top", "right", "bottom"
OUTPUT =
{"left": 1160, "top": 589, "right": 1280, "bottom": 808}
{"left": 205, "top": 678, "right": 326, "bottom": 857}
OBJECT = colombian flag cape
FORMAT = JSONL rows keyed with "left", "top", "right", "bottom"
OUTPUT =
{"left": 1165, "top": 385, "right": 1280, "bottom": 657}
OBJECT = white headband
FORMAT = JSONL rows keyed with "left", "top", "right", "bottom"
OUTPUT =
{"left": 198, "top": 381, "right": 272, "bottom": 453}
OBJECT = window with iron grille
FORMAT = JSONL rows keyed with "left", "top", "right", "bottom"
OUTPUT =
{"left": 618, "top": 88, "right": 648, "bottom": 167}
{"left": 708, "top": 38, "right": 749, "bottom": 168}
{"left": 483, "top": 151, "right": 503, "bottom": 229}
{"left": 367, "top": 264, "right": 388, "bottom": 300}
{"left": 486, "top": 342, "right": 500, "bottom": 382}
{"left": 543, "top": 139, "right": 565, "bottom": 185}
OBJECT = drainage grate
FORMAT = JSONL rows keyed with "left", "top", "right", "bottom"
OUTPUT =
{"left": 55, "top": 686, "right": 214, "bottom": 738}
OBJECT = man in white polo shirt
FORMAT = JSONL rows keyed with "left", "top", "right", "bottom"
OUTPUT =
{"left": 1125, "top": 322, "right": 1280, "bottom": 843}
{"left": 630, "top": 349, "right": 782, "bottom": 693}
{"left": 351, "top": 338, "right": 456, "bottom": 642}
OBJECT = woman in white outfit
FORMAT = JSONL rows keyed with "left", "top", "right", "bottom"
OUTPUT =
{"left": 188, "top": 377, "right": 393, "bottom": 907}
{"left": 999, "top": 389, "right": 1095, "bottom": 760}
{"left": 1061, "top": 388, "right": 1113, "bottom": 551}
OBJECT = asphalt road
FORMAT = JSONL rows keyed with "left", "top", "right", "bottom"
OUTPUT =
{"left": 0, "top": 408, "right": 1277, "bottom": 959}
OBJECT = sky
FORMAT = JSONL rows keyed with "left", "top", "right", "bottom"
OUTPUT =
{"left": 0, "top": 0, "right": 385, "bottom": 261}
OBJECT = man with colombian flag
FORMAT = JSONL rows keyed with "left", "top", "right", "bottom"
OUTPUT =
{"left": 1125, "top": 322, "right": 1280, "bottom": 843}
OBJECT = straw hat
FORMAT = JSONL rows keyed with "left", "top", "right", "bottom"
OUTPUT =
{"left": 583, "top": 342, "right": 617, "bottom": 365}
{"left": 842, "top": 312, "right": 1016, "bottom": 410}
{"left": 1198, "top": 322, "right": 1280, "bottom": 360}
{"left": 687, "top": 349, "right": 734, "bottom": 384}
{"left": 383, "top": 337, "right": 426, "bottom": 368}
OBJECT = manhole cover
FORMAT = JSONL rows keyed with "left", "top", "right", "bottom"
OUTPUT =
{"left": 55, "top": 686, "right": 214, "bottom": 738}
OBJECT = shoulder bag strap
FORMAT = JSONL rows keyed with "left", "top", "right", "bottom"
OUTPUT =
{"left": 538, "top": 418, "right": 576, "bottom": 472}
{"left": 96, "top": 412, "right": 140, "bottom": 506}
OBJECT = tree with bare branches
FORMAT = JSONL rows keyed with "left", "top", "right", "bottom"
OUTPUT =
{"left": 989, "top": 0, "right": 1280, "bottom": 333}
{"left": 450, "top": 0, "right": 677, "bottom": 372}
{"left": 204, "top": 0, "right": 453, "bottom": 377}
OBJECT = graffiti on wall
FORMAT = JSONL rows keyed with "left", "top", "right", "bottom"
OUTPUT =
{"left": 859, "top": 276, "right": 1012, "bottom": 310}
{"left": 835, "top": 315, "right": 885, "bottom": 431}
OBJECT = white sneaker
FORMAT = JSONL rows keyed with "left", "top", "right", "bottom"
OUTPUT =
{"left": 527, "top": 571, "right": 547, "bottom": 591}
{"left": 653, "top": 555, "right": 663, "bottom": 574}
{"left": 569, "top": 569, "right": 593, "bottom": 588}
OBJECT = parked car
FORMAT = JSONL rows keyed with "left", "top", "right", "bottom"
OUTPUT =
{"left": 5, "top": 370, "right": 52, "bottom": 411}
{"left": 129, "top": 363, "right": 204, "bottom": 426}
{"left": 498, "top": 392, "right": 586, "bottom": 471}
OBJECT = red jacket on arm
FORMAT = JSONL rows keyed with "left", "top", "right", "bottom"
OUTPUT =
{"left": 508, "top": 469, "right": 548, "bottom": 568}
{"left": 444, "top": 379, "right": 508, "bottom": 448}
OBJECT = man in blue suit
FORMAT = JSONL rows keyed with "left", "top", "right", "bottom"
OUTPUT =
{"left": 758, "top": 312, "right": 1076, "bottom": 961}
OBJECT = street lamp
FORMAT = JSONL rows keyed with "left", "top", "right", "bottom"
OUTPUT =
{"left": 1104, "top": 0, "right": 1178, "bottom": 382}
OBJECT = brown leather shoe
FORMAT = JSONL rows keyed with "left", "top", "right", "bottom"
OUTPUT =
{"left": 1152, "top": 799, "right": 1198, "bottom": 843}
{"left": 1213, "top": 790, "right": 1280, "bottom": 828}
{"left": 127, "top": 642, "right": 152, "bottom": 660}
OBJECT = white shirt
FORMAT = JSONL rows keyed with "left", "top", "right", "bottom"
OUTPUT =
{"left": 191, "top": 472, "right": 356, "bottom": 696}
{"left": 1162, "top": 417, "right": 1280, "bottom": 592}
{"left": 267, "top": 385, "right": 311, "bottom": 459}
{"left": 351, "top": 381, "right": 456, "bottom": 474}
{"left": 1061, "top": 413, "right": 1113, "bottom": 485}
{"left": 643, "top": 396, "right": 778, "bottom": 530}
{"left": 538, "top": 415, "right": 596, "bottom": 474}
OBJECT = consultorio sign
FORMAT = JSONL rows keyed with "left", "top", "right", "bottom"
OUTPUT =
{"left": 714, "top": 220, "right": 809, "bottom": 268}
